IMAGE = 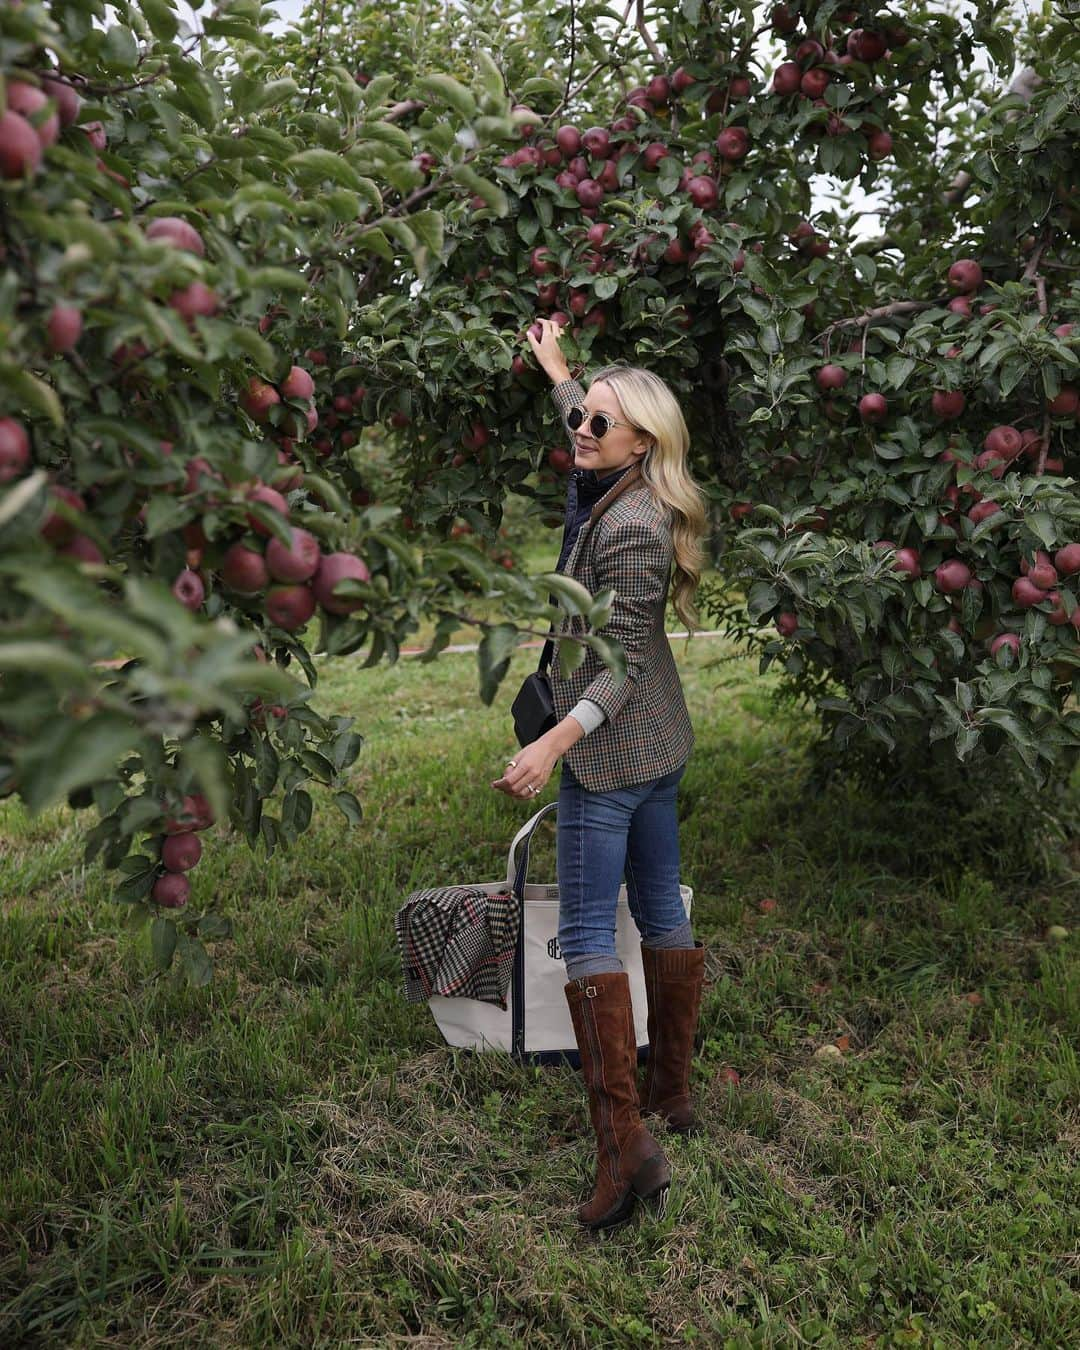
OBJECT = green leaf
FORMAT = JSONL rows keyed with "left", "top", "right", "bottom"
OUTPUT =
{"left": 474, "top": 50, "right": 506, "bottom": 101}
{"left": 584, "top": 634, "right": 627, "bottom": 685}
{"left": 286, "top": 149, "right": 367, "bottom": 191}
{"left": 409, "top": 210, "right": 444, "bottom": 260}
{"left": 0, "top": 366, "right": 64, "bottom": 426}
{"left": 1025, "top": 512, "right": 1058, "bottom": 551}
{"left": 359, "top": 120, "right": 415, "bottom": 158}
{"left": 178, "top": 935, "right": 213, "bottom": 988}
{"left": 333, "top": 790, "right": 363, "bottom": 825}
{"left": 450, "top": 164, "right": 508, "bottom": 216}
{"left": 540, "top": 572, "right": 594, "bottom": 617}
{"left": 101, "top": 24, "right": 139, "bottom": 71}
{"left": 417, "top": 74, "right": 477, "bottom": 121}
{"left": 180, "top": 732, "right": 229, "bottom": 830}
{"left": 198, "top": 913, "right": 233, "bottom": 940}
{"left": 477, "top": 622, "right": 519, "bottom": 704}
{"left": 151, "top": 916, "right": 177, "bottom": 970}
{"left": 0, "top": 642, "right": 90, "bottom": 683}
{"left": 19, "top": 714, "right": 144, "bottom": 816}
{"left": 140, "top": 0, "right": 180, "bottom": 41}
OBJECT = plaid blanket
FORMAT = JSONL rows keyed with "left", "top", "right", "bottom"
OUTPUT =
{"left": 394, "top": 886, "right": 519, "bottom": 1009}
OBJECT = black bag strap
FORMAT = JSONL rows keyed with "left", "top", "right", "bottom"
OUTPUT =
{"left": 537, "top": 636, "right": 553, "bottom": 676}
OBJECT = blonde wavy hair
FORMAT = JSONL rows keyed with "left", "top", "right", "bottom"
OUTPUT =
{"left": 590, "top": 363, "right": 709, "bottom": 633}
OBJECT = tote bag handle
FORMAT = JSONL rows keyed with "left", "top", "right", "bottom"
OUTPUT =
{"left": 506, "top": 801, "right": 558, "bottom": 895}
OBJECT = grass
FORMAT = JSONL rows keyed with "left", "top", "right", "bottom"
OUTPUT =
{"left": 1, "top": 526, "right": 1078, "bottom": 1347}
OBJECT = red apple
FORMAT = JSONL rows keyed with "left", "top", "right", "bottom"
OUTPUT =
{"left": 555, "top": 125, "right": 581, "bottom": 157}
{"left": 46, "top": 304, "right": 83, "bottom": 353}
{"left": 866, "top": 129, "right": 893, "bottom": 160}
{"left": 0, "top": 109, "right": 43, "bottom": 179}
{"left": 1030, "top": 558, "right": 1059, "bottom": 590}
{"left": 983, "top": 425, "right": 1022, "bottom": 459}
{"left": 1054, "top": 543, "right": 1080, "bottom": 575}
{"left": 0, "top": 417, "right": 30, "bottom": 483}
{"left": 265, "top": 583, "right": 316, "bottom": 631}
{"left": 847, "top": 28, "right": 888, "bottom": 62}
{"left": 859, "top": 392, "right": 888, "bottom": 424}
{"left": 967, "top": 500, "right": 1001, "bottom": 526}
{"left": 145, "top": 215, "right": 205, "bottom": 256}
{"left": 800, "top": 68, "right": 831, "bottom": 98}
{"left": 245, "top": 484, "right": 289, "bottom": 535}
{"left": 772, "top": 61, "right": 802, "bottom": 95}
{"left": 41, "top": 484, "right": 85, "bottom": 543}
{"left": 893, "top": 547, "right": 922, "bottom": 577}
{"left": 6, "top": 82, "right": 59, "bottom": 148}
{"left": 686, "top": 175, "right": 719, "bottom": 209}
{"left": 548, "top": 447, "right": 573, "bottom": 474}
{"left": 169, "top": 281, "right": 219, "bottom": 321}
{"left": 40, "top": 74, "right": 80, "bottom": 128}
{"left": 582, "top": 127, "right": 611, "bottom": 158}
{"left": 280, "top": 365, "right": 315, "bottom": 401}
{"left": 575, "top": 178, "right": 604, "bottom": 208}
{"left": 646, "top": 75, "right": 670, "bottom": 105}
{"left": 152, "top": 873, "right": 190, "bottom": 908}
{"left": 221, "top": 542, "right": 270, "bottom": 594}
{"left": 529, "top": 245, "right": 556, "bottom": 277}
{"left": 672, "top": 68, "right": 695, "bottom": 95}
{"left": 715, "top": 127, "right": 750, "bottom": 161}
{"left": 172, "top": 568, "right": 205, "bottom": 610}
{"left": 931, "top": 390, "right": 966, "bottom": 420}
{"left": 1012, "top": 576, "right": 1046, "bottom": 608}
{"left": 990, "top": 633, "right": 1020, "bottom": 660}
{"left": 586, "top": 222, "right": 613, "bottom": 249}
{"left": 311, "top": 552, "right": 371, "bottom": 615}
{"left": 266, "top": 526, "right": 321, "bottom": 582}
{"left": 241, "top": 377, "right": 281, "bottom": 423}
{"left": 770, "top": 4, "right": 799, "bottom": 35}
{"left": 776, "top": 612, "right": 798, "bottom": 637}
{"left": 935, "top": 560, "right": 973, "bottom": 593}
{"left": 161, "top": 833, "right": 202, "bottom": 872}
{"left": 815, "top": 364, "right": 847, "bottom": 392}
{"left": 61, "top": 534, "right": 104, "bottom": 565}
{"left": 1048, "top": 385, "right": 1079, "bottom": 416}
{"left": 947, "top": 259, "right": 983, "bottom": 294}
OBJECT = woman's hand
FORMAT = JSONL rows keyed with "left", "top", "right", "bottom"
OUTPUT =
{"left": 491, "top": 718, "right": 582, "bottom": 801}
{"left": 491, "top": 739, "right": 559, "bottom": 800}
{"left": 525, "top": 318, "right": 572, "bottom": 385}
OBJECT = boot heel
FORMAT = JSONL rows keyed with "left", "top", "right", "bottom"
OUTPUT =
{"left": 630, "top": 1151, "right": 672, "bottom": 1201}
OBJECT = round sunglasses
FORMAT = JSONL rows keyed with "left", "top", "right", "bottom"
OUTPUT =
{"left": 566, "top": 405, "right": 640, "bottom": 439}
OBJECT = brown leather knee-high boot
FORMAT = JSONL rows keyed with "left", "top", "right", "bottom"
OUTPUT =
{"left": 564, "top": 971, "right": 672, "bottom": 1230}
{"left": 639, "top": 941, "right": 706, "bottom": 1135}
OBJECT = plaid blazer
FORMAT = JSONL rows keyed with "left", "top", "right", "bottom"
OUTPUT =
{"left": 547, "top": 382, "right": 695, "bottom": 792}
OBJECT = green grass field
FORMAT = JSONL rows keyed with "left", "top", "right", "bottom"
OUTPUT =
{"left": 1, "top": 530, "right": 1078, "bottom": 1347}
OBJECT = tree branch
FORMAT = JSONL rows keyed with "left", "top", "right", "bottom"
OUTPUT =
{"left": 635, "top": 0, "right": 664, "bottom": 66}
{"left": 301, "top": 0, "right": 328, "bottom": 114}
{"left": 944, "top": 66, "right": 1041, "bottom": 204}
{"left": 814, "top": 299, "right": 936, "bottom": 344}
{"left": 384, "top": 99, "right": 425, "bottom": 123}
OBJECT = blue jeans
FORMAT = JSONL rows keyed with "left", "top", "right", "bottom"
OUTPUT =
{"left": 557, "top": 759, "right": 689, "bottom": 966}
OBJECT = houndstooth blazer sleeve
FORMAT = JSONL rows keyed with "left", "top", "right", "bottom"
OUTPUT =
{"left": 576, "top": 515, "right": 673, "bottom": 722}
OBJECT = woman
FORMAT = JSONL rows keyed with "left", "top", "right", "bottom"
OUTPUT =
{"left": 491, "top": 319, "right": 709, "bottom": 1231}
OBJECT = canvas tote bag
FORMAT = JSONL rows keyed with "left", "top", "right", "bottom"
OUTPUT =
{"left": 428, "top": 801, "right": 693, "bottom": 1067}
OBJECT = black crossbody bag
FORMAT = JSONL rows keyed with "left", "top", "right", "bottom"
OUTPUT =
{"left": 511, "top": 637, "right": 557, "bottom": 747}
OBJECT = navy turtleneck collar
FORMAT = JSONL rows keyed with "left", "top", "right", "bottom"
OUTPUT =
{"left": 571, "top": 460, "right": 636, "bottom": 507}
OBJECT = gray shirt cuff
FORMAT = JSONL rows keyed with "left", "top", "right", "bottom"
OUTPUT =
{"left": 568, "top": 698, "right": 606, "bottom": 736}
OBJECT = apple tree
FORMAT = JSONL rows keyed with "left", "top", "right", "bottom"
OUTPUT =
{"left": 0, "top": 0, "right": 586, "bottom": 980}
{"left": 344, "top": 0, "right": 1080, "bottom": 795}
